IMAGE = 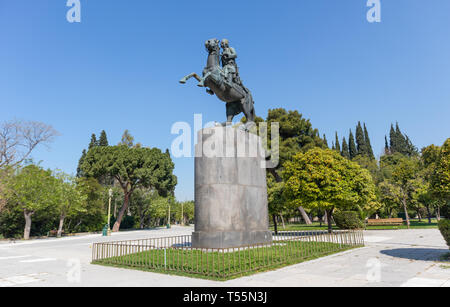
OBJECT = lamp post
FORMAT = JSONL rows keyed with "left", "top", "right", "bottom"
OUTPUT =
{"left": 107, "top": 188, "right": 112, "bottom": 236}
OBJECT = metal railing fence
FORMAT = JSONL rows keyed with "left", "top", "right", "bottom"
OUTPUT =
{"left": 92, "top": 230, "right": 364, "bottom": 279}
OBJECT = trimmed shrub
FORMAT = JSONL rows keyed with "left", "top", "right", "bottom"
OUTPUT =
{"left": 441, "top": 203, "right": 450, "bottom": 219}
{"left": 438, "top": 219, "right": 450, "bottom": 248}
{"left": 334, "top": 211, "right": 364, "bottom": 230}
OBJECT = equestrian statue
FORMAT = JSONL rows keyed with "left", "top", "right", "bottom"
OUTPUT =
{"left": 180, "top": 38, "right": 256, "bottom": 129}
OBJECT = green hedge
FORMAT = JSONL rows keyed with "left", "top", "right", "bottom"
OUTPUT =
{"left": 438, "top": 219, "right": 450, "bottom": 248}
{"left": 333, "top": 211, "right": 364, "bottom": 230}
{"left": 441, "top": 204, "right": 450, "bottom": 220}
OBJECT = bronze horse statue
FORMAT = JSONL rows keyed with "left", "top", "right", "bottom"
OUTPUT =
{"left": 180, "top": 39, "right": 256, "bottom": 128}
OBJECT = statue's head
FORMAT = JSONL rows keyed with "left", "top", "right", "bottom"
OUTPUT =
{"left": 205, "top": 38, "right": 220, "bottom": 53}
{"left": 220, "top": 39, "right": 229, "bottom": 49}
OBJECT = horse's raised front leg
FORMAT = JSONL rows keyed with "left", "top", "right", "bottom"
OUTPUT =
{"left": 179, "top": 73, "right": 201, "bottom": 84}
{"left": 197, "top": 71, "right": 212, "bottom": 87}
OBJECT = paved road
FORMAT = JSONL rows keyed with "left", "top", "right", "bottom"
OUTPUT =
{"left": 0, "top": 226, "right": 448, "bottom": 287}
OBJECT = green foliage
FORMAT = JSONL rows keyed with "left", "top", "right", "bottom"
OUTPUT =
{"left": 334, "top": 132, "right": 340, "bottom": 153}
{"left": 65, "top": 177, "right": 106, "bottom": 233}
{"left": 333, "top": 211, "right": 364, "bottom": 230}
{"left": 348, "top": 130, "right": 357, "bottom": 159}
{"left": 341, "top": 137, "right": 350, "bottom": 159}
{"left": 0, "top": 206, "right": 24, "bottom": 238}
{"left": 76, "top": 149, "right": 87, "bottom": 178}
{"left": 438, "top": 219, "right": 450, "bottom": 248}
{"left": 8, "top": 165, "right": 58, "bottom": 217}
{"left": 441, "top": 203, "right": 450, "bottom": 219}
{"left": 172, "top": 200, "right": 195, "bottom": 225}
{"left": 355, "top": 122, "right": 366, "bottom": 157}
{"left": 88, "top": 134, "right": 98, "bottom": 149}
{"left": 388, "top": 123, "right": 418, "bottom": 157}
{"left": 82, "top": 146, "right": 177, "bottom": 198}
{"left": 98, "top": 130, "right": 109, "bottom": 147}
{"left": 283, "top": 148, "right": 378, "bottom": 213}
{"left": 110, "top": 215, "right": 135, "bottom": 229}
{"left": 266, "top": 108, "right": 326, "bottom": 172}
{"left": 364, "top": 124, "right": 375, "bottom": 159}
{"left": 432, "top": 139, "right": 450, "bottom": 201}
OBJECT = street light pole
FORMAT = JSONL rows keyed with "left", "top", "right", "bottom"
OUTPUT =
{"left": 107, "top": 188, "right": 112, "bottom": 236}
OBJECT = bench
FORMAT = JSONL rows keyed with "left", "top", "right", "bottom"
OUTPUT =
{"left": 366, "top": 218, "right": 404, "bottom": 226}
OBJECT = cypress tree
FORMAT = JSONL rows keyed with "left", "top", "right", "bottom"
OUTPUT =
{"left": 99, "top": 130, "right": 109, "bottom": 147}
{"left": 348, "top": 130, "right": 357, "bottom": 159}
{"left": 389, "top": 124, "right": 396, "bottom": 153}
{"left": 355, "top": 122, "right": 366, "bottom": 156}
{"left": 88, "top": 133, "right": 98, "bottom": 149}
{"left": 364, "top": 123, "right": 375, "bottom": 159}
{"left": 384, "top": 136, "right": 390, "bottom": 155}
{"left": 341, "top": 137, "right": 350, "bottom": 159}
{"left": 323, "top": 134, "right": 329, "bottom": 148}
{"left": 395, "top": 122, "right": 407, "bottom": 154}
{"left": 76, "top": 149, "right": 87, "bottom": 178}
{"left": 335, "top": 132, "right": 341, "bottom": 152}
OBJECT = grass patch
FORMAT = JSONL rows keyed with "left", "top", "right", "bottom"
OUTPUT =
{"left": 270, "top": 220, "right": 439, "bottom": 231}
{"left": 92, "top": 241, "right": 360, "bottom": 281}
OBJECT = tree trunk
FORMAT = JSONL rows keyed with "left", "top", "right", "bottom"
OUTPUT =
{"left": 326, "top": 208, "right": 334, "bottom": 234}
{"left": 298, "top": 207, "right": 312, "bottom": 225}
{"left": 23, "top": 210, "right": 33, "bottom": 240}
{"left": 280, "top": 214, "right": 286, "bottom": 229}
{"left": 426, "top": 205, "right": 432, "bottom": 224}
{"left": 402, "top": 196, "right": 410, "bottom": 229}
{"left": 113, "top": 191, "right": 131, "bottom": 232}
{"left": 272, "top": 214, "right": 278, "bottom": 235}
{"left": 57, "top": 215, "right": 65, "bottom": 238}
{"left": 436, "top": 206, "right": 441, "bottom": 221}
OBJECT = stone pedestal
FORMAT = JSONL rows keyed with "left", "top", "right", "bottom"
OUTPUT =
{"left": 192, "top": 126, "right": 272, "bottom": 249}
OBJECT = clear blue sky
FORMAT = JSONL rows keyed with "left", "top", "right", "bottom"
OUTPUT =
{"left": 1, "top": 0, "right": 449, "bottom": 201}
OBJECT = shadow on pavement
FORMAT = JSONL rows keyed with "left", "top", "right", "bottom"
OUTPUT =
{"left": 380, "top": 248, "right": 449, "bottom": 261}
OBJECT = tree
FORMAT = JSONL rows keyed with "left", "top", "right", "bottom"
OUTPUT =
{"left": 378, "top": 180, "right": 402, "bottom": 218}
{"left": 392, "top": 157, "right": 420, "bottom": 228}
{"left": 65, "top": 177, "right": 106, "bottom": 233}
{"left": 81, "top": 145, "right": 177, "bottom": 232}
{"left": 431, "top": 139, "right": 450, "bottom": 208}
{"left": 348, "top": 130, "right": 357, "bottom": 159}
{"left": 0, "top": 120, "right": 59, "bottom": 168}
{"left": 267, "top": 174, "right": 288, "bottom": 234}
{"left": 265, "top": 108, "right": 326, "bottom": 224}
{"left": 173, "top": 200, "right": 194, "bottom": 226}
{"left": 334, "top": 132, "right": 341, "bottom": 153}
{"left": 384, "top": 136, "right": 390, "bottom": 155}
{"left": 364, "top": 123, "right": 375, "bottom": 159}
{"left": 53, "top": 172, "right": 87, "bottom": 237}
{"left": 8, "top": 165, "right": 57, "bottom": 239}
{"left": 88, "top": 134, "right": 98, "bottom": 149}
{"left": 283, "top": 148, "right": 378, "bottom": 232}
{"left": 388, "top": 123, "right": 418, "bottom": 157}
{"left": 98, "top": 130, "right": 109, "bottom": 147}
{"left": 323, "top": 134, "right": 329, "bottom": 148}
{"left": 76, "top": 149, "right": 87, "bottom": 178}
{"left": 341, "top": 137, "right": 350, "bottom": 159}
{"left": 119, "top": 130, "right": 134, "bottom": 148}
{"left": 355, "top": 122, "right": 366, "bottom": 157}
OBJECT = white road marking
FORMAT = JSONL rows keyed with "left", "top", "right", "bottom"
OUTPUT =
{"left": 20, "top": 258, "right": 57, "bottom": 263}
{"left": 0, "top": 280, "right": 15, "bottom": 287}
{"left": 401, "top": 277, "right": 448, "bottom": 287}
{"left": 0, "top": 273, "right": 48, "bottom": 287}
{"left": 0, "top": 255, "right": 32, "bottom": 260}
{"left": 364, "top": 236, "right": 391, "bottom": 243}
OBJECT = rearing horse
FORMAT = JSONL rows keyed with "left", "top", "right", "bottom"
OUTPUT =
{"left": 180, "top": 38, "right": 256, "bottom": 127}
